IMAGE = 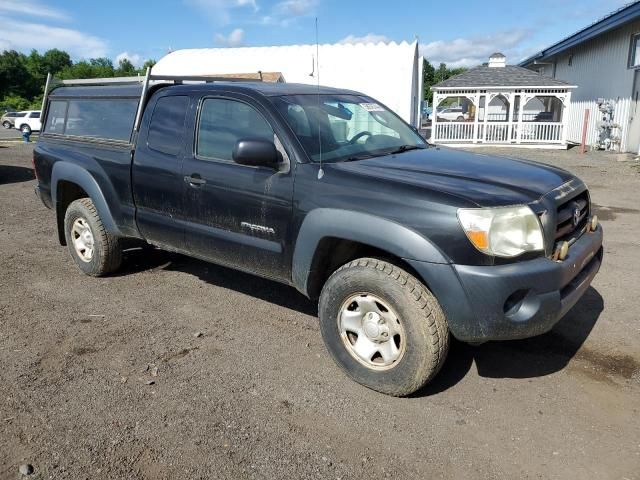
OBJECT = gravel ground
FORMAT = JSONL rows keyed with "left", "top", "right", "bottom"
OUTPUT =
{"left": 0, "top": 128, "right": 34, "bottom": 142}
{"left": 0, "top": 143, "right": 639, "bottom": 479}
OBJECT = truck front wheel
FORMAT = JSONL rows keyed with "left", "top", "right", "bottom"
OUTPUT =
{"left": 318, "top": 258, "right": 449, "bottom": 396}
{"left": 63, "top": 198, "right": 122, "bottom": 276}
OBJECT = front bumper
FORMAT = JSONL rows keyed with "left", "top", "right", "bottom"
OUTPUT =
{"left": 406, "top": 226, "right": 603, "bottom": 342}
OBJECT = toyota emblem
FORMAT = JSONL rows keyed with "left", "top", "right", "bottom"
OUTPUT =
{"left": 573, "top": 206, "right": 581, "bottom": 227}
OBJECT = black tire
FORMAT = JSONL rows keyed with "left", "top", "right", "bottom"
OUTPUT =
{"left": 318, "top": 258, "right": 449, "bottom": 396}
{"left": 63, "top": 198, "right": 122, "bottom": 276}
{"left": 2, "top": 121, "right": 11, "bottom": 129}
{"left": 456, "top": 116, "right": 464, "bottom": 121}
{"left": 20, "top": 124, "right": 31, "bottom": 134}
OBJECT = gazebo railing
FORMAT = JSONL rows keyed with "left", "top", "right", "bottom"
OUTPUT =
{"left": 481, "top": 123, "right": 511, "bottom": 143}
{"left": 516, "top": 122, "right": 564, "bottom": 143}
{"left": 433, "top": 121, "right": 565, "bottom": 144}
{"left": 434, "top": 122, "right": 475, "bottom": 141}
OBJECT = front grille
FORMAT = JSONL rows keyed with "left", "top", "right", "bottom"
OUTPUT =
{"left": 555, "top": 190, "right": 589, "bottom": 241}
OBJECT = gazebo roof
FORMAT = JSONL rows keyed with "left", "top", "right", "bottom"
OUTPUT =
{"left": 432, "top": 65, "right": 574, "bottom": 89}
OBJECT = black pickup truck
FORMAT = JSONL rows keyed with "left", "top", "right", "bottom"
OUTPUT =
{"left": 33, "top": 74, "right": 603, "bottom": 396}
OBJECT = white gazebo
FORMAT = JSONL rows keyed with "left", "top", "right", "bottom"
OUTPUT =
{"left": 431, "top": 53, "right": 576, "bottom": 148}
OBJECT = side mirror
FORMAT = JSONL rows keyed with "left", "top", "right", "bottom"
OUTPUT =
{"left": 232, "top": 138, "right": 280, "bottom": 168}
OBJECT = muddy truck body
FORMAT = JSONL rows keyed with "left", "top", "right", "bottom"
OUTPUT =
{"left": 33, "top": 73, "right": 603, "bottom": 396}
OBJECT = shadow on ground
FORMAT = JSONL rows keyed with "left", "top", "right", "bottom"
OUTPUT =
{"left": 118, "top": 247, "right": 608, "bottom": 394}
{"left": 119, "top": 246, "right": 316, "bottom": 316}
{"left": 416, "top": 287, "right": 605, "bottom": 396}
{"left": 0, "top": 165, "right": 35, "bottom": 185}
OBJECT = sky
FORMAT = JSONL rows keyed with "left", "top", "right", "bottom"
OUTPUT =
{"left": 0, "top": 0, "right": 633, "bottom": 68}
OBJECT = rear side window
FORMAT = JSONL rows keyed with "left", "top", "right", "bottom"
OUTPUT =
{"left": 147, "top": 96, "right": 189, "bottom": 156}
{"left": 45, "top": 98, "right": 138, "bottom": 142}
{"left": 197, "top": 98, "right": 273, "bottom": 161}
{"left": 45, "top": 101, "right": 67, "bottom": 134}
{"left": 65, "top": 99, "right": 137, "bottom": 141}
{"left": 31, "top": 112, "right": 40, "bottom": 119}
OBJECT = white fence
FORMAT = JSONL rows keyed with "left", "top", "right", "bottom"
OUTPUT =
{"left": 481, "top": 123, "right": 510, "bottom": 143}
{"left": 518, "top": 123, "right": 564, "bottom": 143}
{"left": 434, "top": 122, "right": 475, "bottom": 141}
{"left": 565, "top": 98, "right": 631, "bottom": 152}
{"left": 434, "top": 121, "right": 565, "bottom": 145}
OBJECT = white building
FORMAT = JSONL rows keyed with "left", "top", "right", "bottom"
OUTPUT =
{"left": 152, "top": 41, "right": 424, "bottom": 127}
{"left": 520, "top": 1, "right": 640, "bottom": 153}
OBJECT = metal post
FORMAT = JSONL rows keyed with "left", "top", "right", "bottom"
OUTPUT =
{"left": 134, "top": 67, "right": 152, "bottom": 133}
{"left": 41, "top": 72, "right": 52, "bottom": 119}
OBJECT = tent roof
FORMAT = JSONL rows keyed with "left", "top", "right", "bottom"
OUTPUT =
{"left": 152, "top": 42, "right": 420, "bottom": 123}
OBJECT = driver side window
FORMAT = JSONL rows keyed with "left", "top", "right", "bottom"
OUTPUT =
{"left": 197, "top": 98, "right": 274, "bottom": 161}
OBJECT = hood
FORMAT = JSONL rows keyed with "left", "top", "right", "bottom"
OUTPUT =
{"left": 330, "top": 146, "right": 575, "bottom": 207}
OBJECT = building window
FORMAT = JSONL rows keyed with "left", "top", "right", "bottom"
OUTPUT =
{"left": 629, "top": 33, "right": 640, "bottom": 68}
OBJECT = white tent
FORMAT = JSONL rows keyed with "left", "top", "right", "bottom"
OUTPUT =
{"left": 152, "top": 41, "right": 424, "bottom": 126}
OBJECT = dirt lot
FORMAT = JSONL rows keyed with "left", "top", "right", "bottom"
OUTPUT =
{"left": 1, "top": 143, "right": 639, "bottom": 479}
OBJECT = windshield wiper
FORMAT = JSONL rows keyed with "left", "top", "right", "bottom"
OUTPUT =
{"left": 387, "top": 144, "right": 426, "bottom": 154}
{"left": 343, "top": 145, "right": 426, "bottom": 162}
{"left": 344, "top": 153, "right": 378, "bottom": 162}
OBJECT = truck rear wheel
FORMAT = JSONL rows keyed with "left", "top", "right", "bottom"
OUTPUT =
{"left": 318, "top": 258, "right": 449, "bottom": 396}
{"left": 63, "top": 198, "right": 122, "bottom": 276}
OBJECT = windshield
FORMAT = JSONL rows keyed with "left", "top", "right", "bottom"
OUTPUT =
{"left": 271, "top": 94, "right": 426, "bottom": 163}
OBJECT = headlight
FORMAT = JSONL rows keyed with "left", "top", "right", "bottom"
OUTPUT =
{"left": 457, "top": 206, "right": 544, "bottom": 258}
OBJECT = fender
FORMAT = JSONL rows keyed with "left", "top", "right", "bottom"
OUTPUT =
{"left": 51, "top": 161, "right": 122, "bottom": 238}
{"left": 292, "top": 208, "right": 450, "bottom": 296}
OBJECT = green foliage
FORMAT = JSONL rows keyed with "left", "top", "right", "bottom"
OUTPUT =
{"left": 0, "top": 48, "right": 155, "bottom": 110}
{"left": 1, "top": 93, "right": 32, "bottom": 111}
{"left": 0, "top": 50, "right": 31, "bottom": 98}
{"left": 422, "top": 60, "right": 468, "bottom": 105}
{"left": 141, "top": 59, "right": 156, "bottom": 72}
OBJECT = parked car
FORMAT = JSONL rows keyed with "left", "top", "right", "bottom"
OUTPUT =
{"left": 1, "top": 110, "right": 24, "bottom": 129}
{"left": 13, "top": 110, "right": 42, "bottom": 134}
{"left": 33, "top": 77, "right": 603, "bottom": 396}
{"left": 437, "top": 107, "right": 469, "bottom": 122}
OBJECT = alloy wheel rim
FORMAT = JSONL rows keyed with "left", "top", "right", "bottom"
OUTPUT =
{"left": 338, "top": 293, "right": 406, "bottom": 370}
{"left": 71, "top": 217, "right": 95, "bottom": 262}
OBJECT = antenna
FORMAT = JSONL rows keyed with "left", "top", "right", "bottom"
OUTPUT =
{"left": 315, "top": 17, "right": 324, "bottom": 180}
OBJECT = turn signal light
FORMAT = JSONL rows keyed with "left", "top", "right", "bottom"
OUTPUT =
{"left": 590, "top": 215, "right": 598, "bottom": 232}
{"left": 467, "top": 230, "right": 489, "bottom": 250}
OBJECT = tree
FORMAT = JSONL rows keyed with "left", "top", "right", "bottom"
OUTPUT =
{"left": 42, "top": 49, "right": 72, "bottom": 74}
{"left": 422, "top": 61, "right": 436, "bottom": 103}
{"left": 422, "top": 60, "right": 468, "bottom": 105}
{"left": 0, "top": 50, "right": 31, "bottom": 98}
{"left": 140, "top": 59, "right": 156, "bottom": 73}
{"left": 0, "top": 48, "right": 160, "bottom": 110}
{"left": 116, "top": 58, "right": 136, "bottom": 76}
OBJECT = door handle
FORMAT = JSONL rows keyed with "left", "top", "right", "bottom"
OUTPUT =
{"left": 185, "top": 175, "right": 206, "bottom": 187}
